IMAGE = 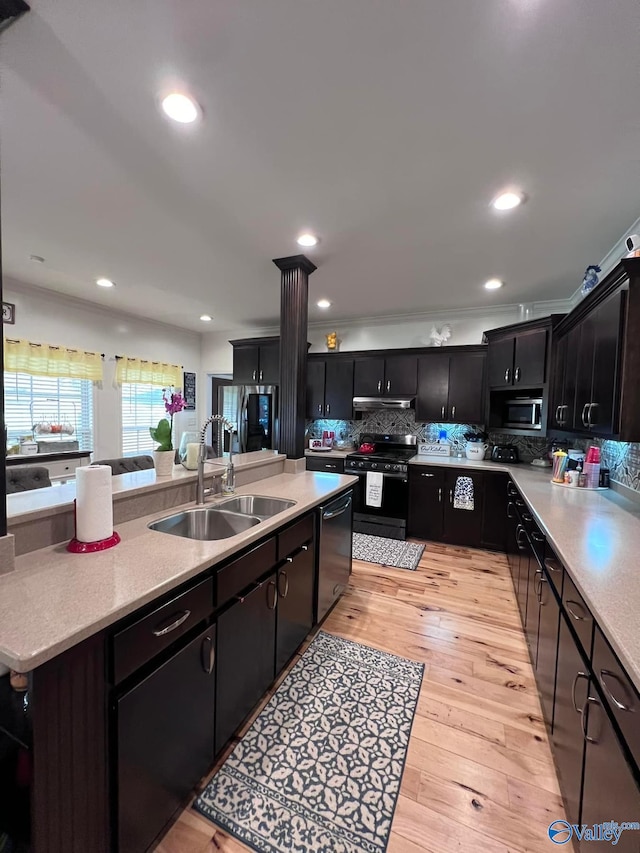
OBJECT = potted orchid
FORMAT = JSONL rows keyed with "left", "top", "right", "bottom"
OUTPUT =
{"left": 150, "top": 387, "right": 185, "bottom": 475}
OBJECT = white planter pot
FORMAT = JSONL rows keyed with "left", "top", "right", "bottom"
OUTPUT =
{"left": 153, "top": 450, "right": 175, "bottom": 476}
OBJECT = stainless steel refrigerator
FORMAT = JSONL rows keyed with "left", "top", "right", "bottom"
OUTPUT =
{"left": 217, "top": 384, "right": 278, "bottom": 454}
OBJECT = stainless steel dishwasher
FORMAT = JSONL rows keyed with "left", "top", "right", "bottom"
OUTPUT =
{"left": 317, "top": 490, "right": 353, "bottom": 622}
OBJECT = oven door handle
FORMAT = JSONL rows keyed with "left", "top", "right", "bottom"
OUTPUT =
{"left": 349, "top": 470, "right": 408, "bottom": 481}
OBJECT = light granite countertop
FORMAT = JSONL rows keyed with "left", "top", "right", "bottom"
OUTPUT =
{"left": 0, "top": 471, "right": 356, "bottom": 672}
{"left": 304, "top": 448, "right": 353, "bottom": 460}
{"left": 409, "top": 454, "right": 640, "bottom": 690}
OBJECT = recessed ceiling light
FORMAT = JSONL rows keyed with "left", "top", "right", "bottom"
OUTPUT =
{"left": 484, "top": 278, "right": 504, "bottom": 290}
{"left": 200, "top": 314, "right": 212, "bottom": 322}
{"left": 96, "top": 278, "right": 115, "bottom": 288}
{"left": 317, "top": 299, "right": 332, "bottom": 309}
{"left": 492, "top": 191, "right": 525, "bottom": 211}
{"left": 29, "top": 254, "right": 45, "bottom": 263}
{"left": 161, "top": 92, "right": 200, "bottom": 124}
{"left": 297, "top": 233, "right": 319, "bottom": 248}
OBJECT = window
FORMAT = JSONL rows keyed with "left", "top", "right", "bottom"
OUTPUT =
{"left": 4, "top": 372, "right": 94, "bottom": 450}
{"left": 121, "top": 382, "right": 167, "bottom": 455}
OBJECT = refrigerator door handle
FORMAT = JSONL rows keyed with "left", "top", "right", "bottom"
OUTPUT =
{"left": 240, "top": 389, "right": 249, "bottom": 454}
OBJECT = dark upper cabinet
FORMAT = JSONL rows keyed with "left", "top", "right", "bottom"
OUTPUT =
{"left": 408, "top": 467, "right": 445, "bottom": 541}
{"left": 416, "top": 351, "right": 485, "bottom": 424}
{"left": 550, "top": 327, "right": 579, "bottom": 429}
{"left": 354, "top": 357, "right": 385, "bottom": 396}
{"left": 353, "top": 355, "right": 417, "bottom": 397}
{"left": 231, "top": 338, "right": 280, "bottom": 384}
{"left": 552, "top": 613, "right": 589, "bottom": 827}
{"left": 276, "top": 543, "right": 315, "bottom": 674}
{"left": 487, "top": 328, "right": 547, "bottom": 388}
{"left": 306, "top": 357, "right": 354, "bottom": 419}
{"left": 215, "top": 575, "right": 276, "bottom": 754}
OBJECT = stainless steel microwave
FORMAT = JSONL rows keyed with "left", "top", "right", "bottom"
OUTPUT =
{"left": 503, "top": 398, "right": 543, "bottom": 430}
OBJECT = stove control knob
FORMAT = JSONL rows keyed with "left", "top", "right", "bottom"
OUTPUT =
{"left": 371, "top": 462, "right": 377, "bottom": 469}
{"left": 358, "top": 461, "right": 364, "bottom": 468}
{"left": 385, "top": 464, "right": 391, "bottom": 470}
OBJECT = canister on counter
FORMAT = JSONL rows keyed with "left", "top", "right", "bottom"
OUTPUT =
{"left": 599, "top": 468, "right": 610, "bottom": 488}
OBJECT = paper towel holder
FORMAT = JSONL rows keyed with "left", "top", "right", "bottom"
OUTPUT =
{"left": 66, "top": 497, "right": 121, "bottom": 553}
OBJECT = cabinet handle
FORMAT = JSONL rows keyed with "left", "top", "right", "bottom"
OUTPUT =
{"left": 544, "top": 557, "right": 561, "bottom": 573}
{"left": 252, "top": 370, "right": 257, "bottom": 382}
{"left": 565, "top": 599, "right": 589, "bottom": 622}
{"left": 515, "top": 525, "right": 527, "bottom": 550}
{"left": 531, "top": 531, "right": 544, "bottom": 543}
{"left": 572, "top": 671, "right": 589, "bottom": 714}
{"left": 449, "top": 488, "right": 453, "bottom": 504}
{"left": 451, "top": 405, "right": 456, "bottom": 419}
{"left": 581, "top": 695, "right": 601, "bottom": 744}
{"left": 377, "top": 380, "right": 382, "bottom": 393}
{"left": 441, "top": 405, "right": 445, "bottom": 418}
{"left": 301, "top": 544, "right": 309, "bottom": 551}
{"left": 514, "top": 367, "right": 521, "bottom": 382}
{"left": 421, "top": 472, "right": 435, "bottom": 477}
{"left": 326, "top": 403, "right": 330, "bottom": 414}
{"left": 534, "top": 568, "right": 543, "bottom": 600}
{"left": 438, "top": 487, "right": 442, "bottom": 502}
{"left": 507, "top": 502, "right": 516, "bottom": 519}
{"left": 587, "top": 402, "right": 597, "bottom": 427}
{"left": 504, "top": 368, "right": 511, "bottom": 383}
{"left": 267, "top": 580, "right": 277, "bottom": 610}
{"left": 286, "top": 556, "right": 293, "bottom": 563}
{"left": 581, "top": 403, "right": 590, "bottom": 428}
{"left": 522, "top": 511, "right": 533, "bottom": 523}
{"left": 278, "top": 570, "right": 290, "bottom": 598}
{"left": 318, "top": 404, "right": 323, "bottom": 414}
{"left": 324, "top": 463, "right": 337, "bottom": 469}
{"left": 200, "top": 635, "right": 215, "bottom": 674}
{"left": 600, "top": 669, "right": 634, "bottom": 712}
{"left": 152, "top": 609, "right": 191, "bottom": 637}
{"left": 259, "top": 370, "right": 263, "bottom": 382}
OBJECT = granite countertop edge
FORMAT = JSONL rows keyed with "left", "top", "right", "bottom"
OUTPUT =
{"left": 0, "top": 471, "right": 357, "bottom": 672}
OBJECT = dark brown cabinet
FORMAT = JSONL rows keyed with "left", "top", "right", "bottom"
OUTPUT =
{"left": 480, "top": 472, "right": 508, "bottom": 551}
{"left": 353, "top": 355, "right": 417, "bottom": 397}
{"left": 487, "top": 329, "right": 547, "bottom": 388}
{"left": 306, "top": 356, "right": 354, "bottom": 419}
{"left": 552, "top": 613, "right": 590, "bottom": 827}
{"left": 276, "top": 542, "right": 314, "bottom": 673}
{"left": 215, "top": 575, "right": 277, "bottom": 753}
{"left": 231, "top": 337, "right": 280, "bottom": 384}
{"left": 408, "top": 466, "right": 484, "bottom": 547}
{"left": 536, "top": 566, "right": 561, "bottom": 727}
{"left": 117, "top": 623, "right": 216, "bottom": 853}
{"left": 416, "top": 351, "right": 485, "bottom": 424}
{"left": 550, "top": 325, "right": 580, "bottom": 429}
{"left": 306, "top": 455, "right": 344, "bottom": 473}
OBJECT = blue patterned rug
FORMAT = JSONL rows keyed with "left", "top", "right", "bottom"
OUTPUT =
{"left": 194, "top": 631, "right": 424, "bottom": 852}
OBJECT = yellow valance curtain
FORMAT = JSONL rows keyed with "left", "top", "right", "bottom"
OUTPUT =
{"left": 115, "top": 356, "right": 182, "bottom": 388}
{"left": 3, "top": 338, "right": 103, "bottom": 381}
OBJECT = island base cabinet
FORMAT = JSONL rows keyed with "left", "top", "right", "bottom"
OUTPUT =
{"left": 215, "top": 575, "right": 277, "bottom": 754}
{"left": 276, "top": 544, "right": 314, "bottom": 673}
{"left": 552, "top": 614, "right": 589, "bottom": 827}
{"left": 536, "top": 572, "right": 561, "bottom": 728}
{"left": 581, "top": 694, "right": 640, "bottom": 850}
{"left": 116, "top": 623, "right": 216, "bottom": 853}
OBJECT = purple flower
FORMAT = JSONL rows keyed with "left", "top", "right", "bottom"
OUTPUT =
{"left": 163, "top": 388, "right": 186, "bottom": 416}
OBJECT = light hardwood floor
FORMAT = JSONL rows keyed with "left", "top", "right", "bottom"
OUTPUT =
{"left": 155, "top": 541, "right": 565, "bottom": 853}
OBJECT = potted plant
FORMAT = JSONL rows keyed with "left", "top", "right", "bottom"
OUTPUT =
{"left": 150, "top": 388, "right": 185, "bottom": 476}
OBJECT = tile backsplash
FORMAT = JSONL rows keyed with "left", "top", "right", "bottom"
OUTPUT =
{"left": 307, "top": 412, "right": 640, "bottom": 494}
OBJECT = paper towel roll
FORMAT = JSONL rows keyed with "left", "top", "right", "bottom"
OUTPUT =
{"left": 76, "top": 465, "right": 114, "bottom": 543}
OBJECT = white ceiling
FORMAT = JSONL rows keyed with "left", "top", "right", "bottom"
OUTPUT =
{"left": 2, "top": 0, "right": 639, "bottom": 332}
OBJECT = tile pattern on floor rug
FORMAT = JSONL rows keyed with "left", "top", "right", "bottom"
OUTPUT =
{"left": 352, "top": 533, "right": 425, "bottom": 571}
{"left": 194, "top": 631, "right": 424, "bottom": 853}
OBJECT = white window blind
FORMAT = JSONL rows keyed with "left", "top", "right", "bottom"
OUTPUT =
{"left": 4, "top": 372, "right": 94, "bottom": 450}
{"left": 121, "top": 382, "right": 167, "bottom": 455}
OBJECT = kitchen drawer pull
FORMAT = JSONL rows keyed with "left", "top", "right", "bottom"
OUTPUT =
{"left": 278, "top": 570, "right": 289, "bottom": 598}
{"left": 515, "top": 499, "right": 525, "bottom": 508}
{"left": 421, "top": 472, "right": 435, "bottom": 477}
{"left": 572, "top": 671, "right": 589, "bottom": 714}
{"left": 267, "top": 580, "right": 277, "bottom": 610}
{"left": 514, "top": 367, "right": 521, "bottom": 382}
{"left": 301, "top": 544, "right": 309, "bottom": 552}
{"left": 600, "top": 669, "right": 634, "bottom": 712}
{"left": 522, "top": 512, "right": 533, "bottom": 523}
{"left": 544, "top": 557, "right": 561, "bottom": 573}
{"left": 324, "top": 463, "right": 337, "bottom": 469}
{"left": 507, "top": 502, "right": 516, "bottom": 518}
{"left": 581, "top": 403, "right": 590, "bottom": 428}
{"left": 441, "top": 406, "right": 445, "bottom": 418}
{"left": 565, "top": 599, "right": 589, "bottom": 622}
{"left": 201, "top": 635, "right": 215, "bottom": 674}
{"left": 152, "top": 609, "right": 191, "bottom": 637}
{"left": 531, "top": 531, "right": 545, "bottom": 542}
{"left": 581, "top": 695, "right": 601, "bottom": 744}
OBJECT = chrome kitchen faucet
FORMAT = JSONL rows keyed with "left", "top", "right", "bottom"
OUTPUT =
{"left": 196, "top": 415, "right": 235, "bottom": 504}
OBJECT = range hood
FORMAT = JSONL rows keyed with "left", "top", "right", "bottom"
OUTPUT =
{"left": 352, "top": 396, "right": 415, "bottom": 411}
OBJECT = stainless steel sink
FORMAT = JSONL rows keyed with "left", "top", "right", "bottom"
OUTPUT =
{"left": 216, "top": 495, "right": 296, "bottom": 518}
{"left": 148, "top": 508, "right": 261, "bottom": 540}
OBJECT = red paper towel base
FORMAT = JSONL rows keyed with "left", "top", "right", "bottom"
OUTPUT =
{"left": 66, "top": 531, "right": 121, "bottom": 553}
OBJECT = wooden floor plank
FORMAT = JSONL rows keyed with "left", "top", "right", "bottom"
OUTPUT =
{"left": 155, "top": 540, "right": 565, "bottom": 853}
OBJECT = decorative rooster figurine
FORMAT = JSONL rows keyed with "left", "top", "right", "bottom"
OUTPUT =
{"left": 429, "top": 324, "right": 452, "bottom": 347}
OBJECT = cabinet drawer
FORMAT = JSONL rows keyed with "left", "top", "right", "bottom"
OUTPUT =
{"left": 47, "top": 458, "right": 86, "bottom": 479}
{"left": 562, "top": 572, "right": 594, "bottom": 659}
{"left": 542, "top": 547, "right": 564, "bottom": 598}
{"left": 306, "top": 456, "right": 345, "bottom": 474}
{"left": 278, "top": 513, "right": 314, "bottom": 560}
{"left": 592, "top": 627, "right": 640, "bottom": 766}
{"left": 112, "top": 576, "right": 213, "bottom": 684}
{"left": 217, "top": 537, "right": 277, "bottom": 608}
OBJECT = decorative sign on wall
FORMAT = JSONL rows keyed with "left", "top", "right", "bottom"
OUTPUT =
{"left": 2, "top": 302, "right": 16, "bottom": 324}
{"left": 183, "top": 371, "right": 196, "bottom": 410}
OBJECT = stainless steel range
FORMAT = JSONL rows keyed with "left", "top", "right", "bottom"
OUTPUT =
{"left": 346, "top": 433, "right": 417, "bottom": 540}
